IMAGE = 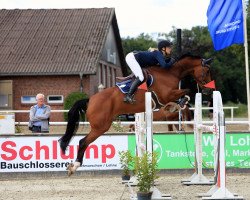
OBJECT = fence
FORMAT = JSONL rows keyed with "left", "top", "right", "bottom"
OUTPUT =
{"left": 0, "top": 107, "right": 249, "bottom": 131}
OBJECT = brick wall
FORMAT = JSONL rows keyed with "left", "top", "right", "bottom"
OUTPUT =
{"left": 0, "top": 63, "right": 123, "bottom": 123}
{"left": 0, "top": 75, "right": 91, "bottom": 122}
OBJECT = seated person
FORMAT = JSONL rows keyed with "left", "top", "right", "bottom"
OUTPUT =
{"left": 29, "top": 93, "right": 51, "bottom": 133}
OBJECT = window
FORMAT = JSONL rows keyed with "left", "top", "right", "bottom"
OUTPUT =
{"left": 0, "top": 80, "right": 13, "bottom": 109}
{"left": 47, "top": 95, "right": 63, "bottom": 104}
{"left": 0, "top": 95, "right": 8, "bottom": 107}
{"left": 21, "top": 96, "right": 36, "bottom": 104}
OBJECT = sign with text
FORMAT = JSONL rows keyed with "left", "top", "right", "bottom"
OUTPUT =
{"left": 1, "top": 133, "right": 249, "bottom": 172}
{"left": 128, "top": 133, "right": 250, "bottom": 169}
{"left": 0, "top": 135, "right": 127, "bottom": 172}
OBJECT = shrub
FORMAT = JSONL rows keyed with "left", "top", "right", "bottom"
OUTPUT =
{"left": 134, "top": 152, "right": 159, "bottom": 193}
{"left": 64, "top": 91, "right": 88, "bottom": 121}
{"left": 119, "top": 150, "right": 134, "bottom": 176}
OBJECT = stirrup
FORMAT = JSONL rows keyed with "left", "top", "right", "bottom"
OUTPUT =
{"left": 123, "top": 94, "right": 135, "bottom": 104}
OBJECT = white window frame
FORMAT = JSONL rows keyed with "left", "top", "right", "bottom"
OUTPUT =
{"left": 21, "top": 96, "right": 37, "bottom": 104}
{"left": 47, "top": 95, "right": 64, "bottom": 104}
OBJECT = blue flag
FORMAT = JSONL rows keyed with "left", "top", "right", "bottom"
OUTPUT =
{"left": 207, "top": 0, "right": 244, "bottom": 50}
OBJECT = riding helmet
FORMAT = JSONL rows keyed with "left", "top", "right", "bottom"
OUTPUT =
{"left": 158, "top": 40, "right": 173, "bottom": 50}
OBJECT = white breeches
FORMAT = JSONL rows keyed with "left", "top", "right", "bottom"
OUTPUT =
{"left": 125, "top": 52, "right": 144, "bottom": 81}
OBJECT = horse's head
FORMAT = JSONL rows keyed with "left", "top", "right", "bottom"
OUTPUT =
{"left": 175, "top": 54, "right": 214, "bottom": 95}
{"left": 194, "top": 58, "right": 214, "bottom": 95}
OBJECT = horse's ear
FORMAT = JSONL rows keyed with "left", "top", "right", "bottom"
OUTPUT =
{"left": 203, "top": 58, "right": 213, "bottom": 65}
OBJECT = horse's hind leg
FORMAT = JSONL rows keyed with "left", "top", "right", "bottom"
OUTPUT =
{"left": 66, "top": 129, "right": 103, "bottom": 176}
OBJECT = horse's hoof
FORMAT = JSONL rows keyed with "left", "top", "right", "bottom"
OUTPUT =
{"left": 66, "top": 163, "right": 74, "bottom": 176}
{"left": 67, "top": 170, "right": 74, "bottom": 176}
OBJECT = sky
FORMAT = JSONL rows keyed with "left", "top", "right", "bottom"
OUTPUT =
{"left": 1, "top": 0, "right": 211, "bottom": 38}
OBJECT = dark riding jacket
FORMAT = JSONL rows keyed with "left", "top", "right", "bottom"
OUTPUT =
{"left": 134, "top": 50, "right": 175, "bottom": 69}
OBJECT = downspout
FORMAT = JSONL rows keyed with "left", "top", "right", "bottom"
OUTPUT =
{"left": 79, "top": 72, "right": 83, "bottom": 92}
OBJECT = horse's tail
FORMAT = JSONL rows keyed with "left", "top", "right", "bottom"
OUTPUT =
{"left": 59, "top": 99, "right": 89, "bottom": 154}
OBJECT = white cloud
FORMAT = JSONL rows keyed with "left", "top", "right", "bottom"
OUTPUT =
{"left": 0, "top": 0, "right": 210, "bottom": 37}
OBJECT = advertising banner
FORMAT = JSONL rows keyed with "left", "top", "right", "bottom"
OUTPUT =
{"left": 1, "top": 133, "right": 249, "bottom": 172}
{"left": 0, "top": 135, "right": 127, "bottom": 172}
{"left": 128, "top": 133, "right": 250, "bottom": 169}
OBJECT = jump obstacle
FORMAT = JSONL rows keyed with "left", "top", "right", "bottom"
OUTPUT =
{"left": 126, "top": 92, "right": 172, "bottom": 200}
{"left": 183, "top": 91, "right": 244, "bottom": 200}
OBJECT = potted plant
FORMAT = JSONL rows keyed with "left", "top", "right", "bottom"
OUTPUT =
{"left": 119, "top": 150, "right": 133, "bottom": 180}
{"left": 134, "top": 151, "right": 159, "bottom": 200}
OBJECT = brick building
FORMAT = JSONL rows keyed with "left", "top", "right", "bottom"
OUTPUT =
{"left": 0, "top": 8, "right": 128, "bottom": 122}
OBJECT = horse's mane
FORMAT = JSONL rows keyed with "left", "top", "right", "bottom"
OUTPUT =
{"left": 177, "top": 53, "right": 202, "bottom": 61}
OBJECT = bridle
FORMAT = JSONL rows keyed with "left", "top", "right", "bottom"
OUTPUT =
{"left": 200, "top": 58, "right": 212, "bottom": 85}
{"left": 196, "top": 58, "right": 213, "bottom": 93}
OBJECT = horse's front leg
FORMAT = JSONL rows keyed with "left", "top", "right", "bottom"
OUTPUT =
{"left": 66, "top": 130, "right": 104, "bottom": 176}
{"left": 167, "top": 89, "right": 190, "bottom": 102}
{"left": 162, "top": 89, "right": 190, "bottom": 112}
{"left": 66, "top": 136, "right": 87, "bottom": 176}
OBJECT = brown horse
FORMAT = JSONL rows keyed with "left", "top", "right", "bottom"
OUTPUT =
{"left": 59, "top": 54, "right": 213, "bottom": 175}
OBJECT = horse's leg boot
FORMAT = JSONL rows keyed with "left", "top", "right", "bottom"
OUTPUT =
{"left": 123, "top": 77, "right": 142, "bottom": 104}
{"left": 177, "top": 95, "right": 190, "bottom": 109}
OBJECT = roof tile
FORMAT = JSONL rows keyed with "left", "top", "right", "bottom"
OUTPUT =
{"left": 0, "top": 8, "right": 116, "bottom": 76}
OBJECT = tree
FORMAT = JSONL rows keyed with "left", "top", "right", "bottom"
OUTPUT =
{"left": 121, "top": 14, "right": 249, "bottom": 104}
{"left": 122, "top": 33, "right": 157, "bottom": 56}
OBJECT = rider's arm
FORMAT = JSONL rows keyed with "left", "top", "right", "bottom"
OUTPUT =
{"left": 154, "top": 51, "right": 175, "bottom": 69}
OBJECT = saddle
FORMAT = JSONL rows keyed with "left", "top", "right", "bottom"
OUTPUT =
{"left": 116, "top": 70, "right": 166, "bottom": 109}
{"left": 115, "top": 69, "right": 153, "bottom": 94}
{"left": 116, "top": 69, "right": 150, "bottom": 83}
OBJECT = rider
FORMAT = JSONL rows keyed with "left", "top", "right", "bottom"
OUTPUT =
{"left": 123, "top": 40, "right": 176, "bottom": 104}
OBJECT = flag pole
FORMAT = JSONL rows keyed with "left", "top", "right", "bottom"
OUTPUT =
{"left": 242, "top": 0, "right": 250, "bottom": 130}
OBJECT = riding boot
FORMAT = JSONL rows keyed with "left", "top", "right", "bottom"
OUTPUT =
{"left": 123, "top": 77, "right": 143, "bottom": 104}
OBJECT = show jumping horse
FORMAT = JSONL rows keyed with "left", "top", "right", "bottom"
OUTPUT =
{"left": 59, "top": 54, "right": 213, "bottom": 175}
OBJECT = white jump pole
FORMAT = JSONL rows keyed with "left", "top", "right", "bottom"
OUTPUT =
{"left": 124, "top": 112, "right": 146, "bottom": 186}
{"left": 182, "top": 91, "right": 244, "bottom": 199}
{"left": 145, "top": 92, "right": 153, "bottom": 154}
{"left": 182, "top": 93, "right": 213, "bottom": 185}
{"left": 145, "top": 92, "right": 172, "bottom": 200}
{"left": 129, "top": 92, "right": 172, "bottom": 200}
{"left": 201, "top": 92, "right": 244, "bottom": 200}
{"left": 135, "top": 112, "right": 146, "bottom": 157}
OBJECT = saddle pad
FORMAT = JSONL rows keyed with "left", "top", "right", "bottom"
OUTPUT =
{"left": 115, "top": 79, "right": 132, "bottom": 93}
{"left": 116, "top": 75, "right": 153, "bottom": 94}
